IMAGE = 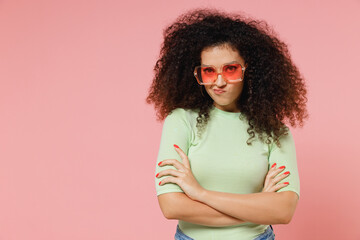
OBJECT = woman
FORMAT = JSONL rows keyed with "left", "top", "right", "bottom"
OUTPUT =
{"left": 147, "top": 9, "right": 307, "bottom": 240}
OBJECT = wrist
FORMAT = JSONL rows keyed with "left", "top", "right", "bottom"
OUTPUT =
{"left": 195, "top": 187, "right": 208, "bottom": 202}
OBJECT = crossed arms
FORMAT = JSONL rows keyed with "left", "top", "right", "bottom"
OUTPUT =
{"left": 157, "top": 145, "right": 299, "bottom": 227}
{"left": 158, "top": 190, "right": 298, "bottom": 227}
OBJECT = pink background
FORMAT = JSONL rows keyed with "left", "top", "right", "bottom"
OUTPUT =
{"left": 0, "top": 0, "right": 359, "bottom": 239}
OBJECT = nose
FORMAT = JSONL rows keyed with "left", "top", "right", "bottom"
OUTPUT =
{"left": 214, "top": 73, "right": 226, "bottom": 87}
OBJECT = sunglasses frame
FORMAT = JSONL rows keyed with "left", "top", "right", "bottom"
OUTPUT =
{"left": 193, "top": 61, "right": 247, "bottom": 85}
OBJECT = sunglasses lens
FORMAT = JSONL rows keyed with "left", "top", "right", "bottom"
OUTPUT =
{"left": 196, "top": 66, "right": 216, "bottom": 84}
{"left": 222, "top": 64, "right": 243, "bottom": 81}
{"left": 195, "top": 64, "right": 244, "bottom": 84}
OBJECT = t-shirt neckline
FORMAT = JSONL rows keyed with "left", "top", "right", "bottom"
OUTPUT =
{"left": 211, "top": 105, "right": 243, "bottom": 119}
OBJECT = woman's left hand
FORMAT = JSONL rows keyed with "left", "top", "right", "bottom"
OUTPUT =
{"left": 156, "top": 144, "right": 205, "bottom": 201}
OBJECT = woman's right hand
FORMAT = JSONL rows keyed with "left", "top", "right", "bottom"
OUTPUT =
{"left": 261, "top": 163, "right": 290, "bottom": 193}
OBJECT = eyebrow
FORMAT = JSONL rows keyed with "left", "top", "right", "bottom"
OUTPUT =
{"left": 201, "top": 61, "right": 239, "bottom": 66}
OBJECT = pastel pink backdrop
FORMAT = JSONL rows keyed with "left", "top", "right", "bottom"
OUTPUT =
{"left": 0, "top": 0, "right": 359, "bottom": 239}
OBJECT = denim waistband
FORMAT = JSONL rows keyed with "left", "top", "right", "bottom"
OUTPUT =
{"left": 174, "top": 224, "right": 275, "bottom": 240}
{"left": 253, "top": 225, "right": 275, "bottom": 240}
{"left": 174, "top": 224, "right": 194, "bottom": 240}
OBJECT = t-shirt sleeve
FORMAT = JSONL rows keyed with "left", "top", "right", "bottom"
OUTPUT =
{"left": 268, "top": 129, "right": 301, "bottom": 199}
{"left": 155, "top": 108, "right": 192, "bottom": 196}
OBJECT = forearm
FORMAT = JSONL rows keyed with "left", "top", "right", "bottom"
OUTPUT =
{"left": 158, "top": 193, "right": 246, "bottom": 227}
{"left": 198, "top": 190, "right": 298, "bottom": 225}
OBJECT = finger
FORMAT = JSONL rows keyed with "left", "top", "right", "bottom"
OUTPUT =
{"left": 272, "top": 171, "right": 290, "bottom": 184}
{"left": 266, "top": 164, "right": 279, "bottom": 179}
{"left": 266, "top": 165, "right": 286, "bottom": 180}
{"left": 173, "top": 144, "right": 190, "bottom": 168}
{"left": 156, "top": 169, "right": 184, "bottom": 178}
{"left": 265, "top": 165, "right": 279, "bottom": 182}
{"left": 274, "top": 166, "right": 286, "bottom": 175}
{"left": 263, "top": 171, "right": 286, "bottom": 190}
{"left": 268, "top": 172, "right": 288, "bottom": 187}
{"left": 158, "top": 176, "right": 179, "bottom": 186}
{"left": 270, "top": 163, "right": 277, "bottom": 170}
{"left": 159, "top": 159, "right": 186, "bottom": 172}
{"left": 265, "top": 164, "right": 275, "bottom": 181}
{"left": 265, "top": 180, "right": 289, "bottom": 192}
{"left": 272, "top": 182, "right": 290, "bottom": 192}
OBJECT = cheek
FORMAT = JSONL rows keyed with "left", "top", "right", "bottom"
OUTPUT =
{"left": 230, "top": 84, "right": 244, "bottom": 97}
{"left": 237, "top": 85, "right": 244, "bottom": 95}
{"left": 204, "top": 86, "right": 212, "bottom": 96}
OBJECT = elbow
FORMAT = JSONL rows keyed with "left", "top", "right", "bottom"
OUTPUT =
{"left": 162, "top": 208, "right": 175, "bottom": 219}
{"left": 159, "top": 203, "right": 175, "bottom": 219}
{"left": 158, "top": 193, "right": 182, "bottom": 220}
{"left": 281, "top": 213, "right": 293, "bottom": 224}
{"left": 278, "top": 204, "right": 297, "bottom": 224}
{"left": 271, "top": 211, "right": 291, "bottom": 224}
{"left": 277, "top": 191, "right": 298, "bottom": 224}
{"left": 275, "top": 202, "right": 297, "bottom": 224}
{"left": 162, "top": 211, "right": 171, "bottom": 219}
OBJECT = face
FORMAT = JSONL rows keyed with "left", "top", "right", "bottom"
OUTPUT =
{"left": 200, "top": 43, "right": 246, "bottom": 112}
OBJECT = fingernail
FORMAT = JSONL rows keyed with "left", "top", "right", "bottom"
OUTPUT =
{"left": 271, "top": 163, "right": 276, "bottom": 168}
{"left": 156, "top": 173, "right": 159, "bottom": 177}
{"left": 279, "top": 166, "right": 285, "bottom": 169}
{"left": 158, "top": 161, "right": 162, "bottom": 166}
{"left": 174, "top": 144, "right": 179, "bottom": 148}
{"left": 159, "top": 181, "right": 162, "bottom": 185}
{"left": 284, "top": 171, "right": 290, "bottom": 175}
{"left": 284, "top": 182, "right": 289, "bottom": 185}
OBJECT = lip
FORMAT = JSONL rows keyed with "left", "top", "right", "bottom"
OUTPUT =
{"left": 213, "top": 89, "right": 226, "bottom": 94}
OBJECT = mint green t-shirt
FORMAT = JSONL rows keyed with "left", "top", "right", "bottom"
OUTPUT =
{"left": 155, "top": 106, "right": 300, "bottom": 240}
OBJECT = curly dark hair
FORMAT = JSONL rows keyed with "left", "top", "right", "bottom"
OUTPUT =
{"left": 146, "top": 8, "right": 308, "bottom": 147}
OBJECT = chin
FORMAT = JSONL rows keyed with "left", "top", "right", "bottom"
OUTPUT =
{"left": 216, "top": 103, "right": 231, "bottom": 107}
{"left": 213, "top": 99, "right": 232, "bottom": 106}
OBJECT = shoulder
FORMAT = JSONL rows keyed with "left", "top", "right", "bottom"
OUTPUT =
{"left": 161, "top": 108, "right": 199, "bottom": 141}
{"left": 280, "top": 127, "right": 295, "bottom": 145}
{"left": 165, "top": 108, "right": 199, "bottom": 125}
{"left": 166, "top": 108, "right": 188, "bottom": 118}
{"left": 167, "top": 108, "right": 199, "bottom": 117}
{"left": 269, "top": 126, "right": 296, "bottom": 151}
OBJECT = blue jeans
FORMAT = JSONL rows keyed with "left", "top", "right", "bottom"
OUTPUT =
{"left": 174, "top": 224, "right": 275, "bottom": 240}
